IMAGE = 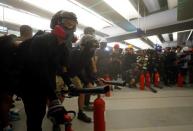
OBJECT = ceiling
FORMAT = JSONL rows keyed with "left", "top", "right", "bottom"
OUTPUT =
{"left": 0, "top": 0, "right": 193, "bottom": 49}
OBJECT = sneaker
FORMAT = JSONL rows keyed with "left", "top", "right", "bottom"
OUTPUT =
{"left": 83, "top": 105, "right": 94, "bottom": 111}
{"left": 114, "top": 86, "right": 122, "bottom": 90}
{"left": 77, "top": 112, "right": 92, "bottom": 123}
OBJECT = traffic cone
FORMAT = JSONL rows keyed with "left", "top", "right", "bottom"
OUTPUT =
{"left": 139, "top": 73, "right": 145, "bottom": 90}
{"left": 94, "top": 96, "right": 105, "bottom": 131}
{"left": 145, "top": 71, "right": 151, "bottom": 88}
{"left": 177, "top": 73, "right": 184, "bottom": 87}
{"left": 154, "top": 72, "right": 160, "bottom": 87}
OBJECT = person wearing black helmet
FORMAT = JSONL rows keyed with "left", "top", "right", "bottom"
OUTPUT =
{"left": 67, "top": 34, "right": 99, "bottom": 122}
{"left": 84, "top": 27, "right": 95, "bottom": 36}
{"left": 18, "top": 10, "right": 78, "bottom": 131}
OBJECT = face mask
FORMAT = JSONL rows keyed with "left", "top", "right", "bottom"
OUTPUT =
{"left": 63, "top": 28, "right": 75, "bottom": 49}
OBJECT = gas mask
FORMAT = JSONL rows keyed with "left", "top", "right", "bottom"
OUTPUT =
{"left": 52, "top": 25, "right": 77, "bottom": 48}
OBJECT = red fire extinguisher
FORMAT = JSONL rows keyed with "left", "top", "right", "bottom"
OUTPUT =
{"left": 94, "top": 96, "right": 105, "bottom": 131}
{"left": 177, "top": 73, "right": 184, "bottom": 87}
{"left": 140, "top": 73, "right": 145, "bottom": 90}
{"left": 145, "top": 71, "right": 151, "bottom": 88}
{"left": 154, "top": 72, "right": 160, "bottom": 87}
{"left": 64, "top": 114, "right": 73, "bottom": 131}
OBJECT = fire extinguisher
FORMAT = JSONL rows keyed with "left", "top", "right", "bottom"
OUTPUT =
{"left": 177, "top": 73, "right": 184, "bottom": 87}
{"left": 145, "top": 71, "right": 151, "bottom": 88}
{"left": 140, "top": 73, "right": 145, "bottom": 90}
{"left": 154, "top": 72, "right": 160, "bottom": 87}
{"left": 94, "top": 96, "right": 105, "bottom": 131}
{"left": 64, "top": 114, "right": 73, "bottom": 131}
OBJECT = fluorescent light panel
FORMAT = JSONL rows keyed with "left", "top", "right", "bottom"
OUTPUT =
{"left": 0, "top": 25, "right": 7, "bottom": 32}
{"left": 8, "top": 30, "right": 19, "bottom": 36}
{"left": 125, "top": 38, "right": 152, "bottom": 49}
{"left": 103, "top": 0, "right": 140, "bottom": 20}
{"left": 172, "top": 32, "right": 177, "bottom": 41}
{"left": 148, "top": 35, "right": 162, "bottom": 45}
{"left": 167, "top": 0, "right": 177, "bottom": 9}
{"left": 23, "top": 0, "right": 112, "bottom": 30}
{"left": 0, "top": 5, "right": 50, "bottom": 30}
{"left": 0, "top": 4, "right": 86, "bottom": 36}
{"left": 162, "top": 34, "right": 170, "bottom": 42}
{"left": 143, "top": 0, "right": 160, "bottom": 13}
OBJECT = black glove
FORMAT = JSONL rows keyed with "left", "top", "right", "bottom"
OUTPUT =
{"left": 47, "top": 99, "right": 67, "bottom": 124}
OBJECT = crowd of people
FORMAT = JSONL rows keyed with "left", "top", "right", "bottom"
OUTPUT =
{"left": 0, "top": 10, "right": 193, "bottom": 131}
{"left": 96, "top": 42, "right": 193, "bottom": 88}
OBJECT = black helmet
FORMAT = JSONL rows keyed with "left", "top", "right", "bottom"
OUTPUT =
{"left": 80, "top": 34, "right": 99, "bottom": 49}
{"left": 50, "top": 10, "right": 78, "bottom": 29}
{"left": 83, "top": 27, "right": 95, "bottom": 35}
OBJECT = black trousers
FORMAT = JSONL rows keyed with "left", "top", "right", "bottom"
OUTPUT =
{"left": 22, "top": 94, "right": 47, "bottom": 131}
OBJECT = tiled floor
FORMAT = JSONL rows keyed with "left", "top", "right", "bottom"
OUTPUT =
{"left": 12, "top": 86, "right": 193, "bottom": 131}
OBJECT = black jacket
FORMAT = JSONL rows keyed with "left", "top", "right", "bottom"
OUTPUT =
{"left": 20, "top": 33, "right": 68, "bottom": 100}
{"left": 68, "top": 47, "right": 94, "bottom": 85}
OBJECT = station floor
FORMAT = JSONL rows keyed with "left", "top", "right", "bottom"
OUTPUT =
{"left": 12, "top": 86, "right": 193, "bottom": 131}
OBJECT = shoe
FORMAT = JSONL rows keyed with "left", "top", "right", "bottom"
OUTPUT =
{"left": 77, "top": 112, "right": 92, "bottom": 123}
{"left": 114, "top": 86, "right": 122, "bottom": 90}
{"left": 83, "top": 105, "right": 94, "bottom": 111}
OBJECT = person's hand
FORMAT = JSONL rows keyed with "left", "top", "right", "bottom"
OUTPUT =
{"left": 97, "top": 78, "right": 106, "bottom": 85}
{"left": 47, "top": 99, "right": 67, "bottom": 124}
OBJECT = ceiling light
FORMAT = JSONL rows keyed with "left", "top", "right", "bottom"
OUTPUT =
{"left": 103, "top": 0, "right": 140, "bottom": 20}
{"left": 0, "top": 5, "right": 50, "bottom": 30}
{"left": 148, "top": 35, "right": 162, "bottom": 45}
{"left": 23, "top": 0, "right": 112, "bottom": 30}
{"left": 143, "top": 0, "right": 160, "bottom": 13}
{"left": 0, "top": 25, "right": 7, "bottom": 32}
{"left": 167, "top": 0, "right": 177, "bottom": 9}
{"left": 162, "top": 34, "right": 170, "bottom": 42}
{"left": 172, "top": 32, "right": 177, "bottom": 41}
